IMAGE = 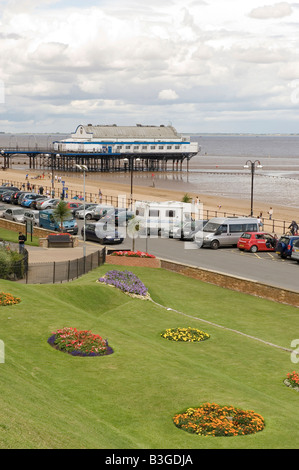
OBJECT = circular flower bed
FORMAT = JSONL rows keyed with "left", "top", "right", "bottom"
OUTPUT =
{"left": 48, "top": 327, "right": 113, "bottom": 357}
{"left": 0, "top": 292, "right": 21, "bottom": 306}
{"left": 111, "top": 251, "right": 155, "bottom": 258}
{"left": 284, "top": 371, "right": 299, "bottom": 391}
{"left": 161, "top": 327, "right": 210, "bottom": 342}
{"left": 173, "top": 403, "right": 265, "bottom": 437}
{"left": 98, "top": 270, "right": 149, "bottom": 299}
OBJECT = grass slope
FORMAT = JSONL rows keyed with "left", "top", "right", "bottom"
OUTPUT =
{"left": 0, "top": 265, "right": 298, "bottom": 449}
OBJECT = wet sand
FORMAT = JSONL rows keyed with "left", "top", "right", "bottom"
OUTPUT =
{"left": 0, "top": 168, "right": 297, "bottom": 229}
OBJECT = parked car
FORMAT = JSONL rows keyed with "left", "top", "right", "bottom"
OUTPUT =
{"left": 2, "top": 207, "right": 25, "bottom": 222}
{"left": 24, "top": 209, "right": 40, "bottom": 226}
{"left": 28, "top": 196, "right": 49, "bottom": 209}
{"left": 81, "top": 222, "right": 124, "bottom": 244}
{"left": 36, "top": 198, "right": 59, "bottom": 210}
{"left": 72, "top": 203, "right": 98, "bottom": 217}
{"left": 10, "top": 191, "right": 27, "bottom": 205}
{"left": 237, "top": 232, "right": 277, "bottom": 252}
{"left": 276, "top": 235, "right": 299, "bottom": 258}
{"left": 0, "top": 185, "right": 19, "bottom": 192}
{"left": 21, "top": 193, "right": 44, "bottom": 207}
{"left": 291, "top": 239, "right": 299, "bottom": 263}
{"left": 2, "top": 190, "right": 16, "bottom": 202}
{"left": 39, "top": 209, "right": 78, "bottom": 234}
{"left": 65, "top": 201, "right": 81, "bottom": 211}
{"left": 93, "top": 204, "right": 114, "bottom": 220}
{"left": 101, "top": 208, "right": 134, "bottom": 226}
{"left": 18, "top": 192, "right": 39, "bottom": 205}
{"left": 0, "top": 203, "right": 7, "bottom": 217}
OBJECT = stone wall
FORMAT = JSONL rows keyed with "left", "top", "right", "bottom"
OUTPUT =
{"left": 160, "top": 259, "right": 299, "bottom": 307}
{"left": 0, "top": 218, "right": 52, "bottom": 237}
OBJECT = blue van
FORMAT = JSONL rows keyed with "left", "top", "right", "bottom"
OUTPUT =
{"left": 39, "top": 209, "right": 78, "bottom": 234}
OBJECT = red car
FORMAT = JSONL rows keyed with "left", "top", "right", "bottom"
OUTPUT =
{"left": 237, "top": 232, "right": 277, "bottom": 253}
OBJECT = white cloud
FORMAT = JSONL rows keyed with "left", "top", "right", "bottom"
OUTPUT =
{"left": 248, "top": 2, "right": 293, "bottom": 19}
{"left": 0, "top": 0, "right": 299, "bottom": 133}
{"left": 158, "top": 89, "right": 179, "bottom": 100}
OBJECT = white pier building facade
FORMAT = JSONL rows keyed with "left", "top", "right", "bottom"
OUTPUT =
{"left": 54, "top": 124, "right": 199, "bottom": 157}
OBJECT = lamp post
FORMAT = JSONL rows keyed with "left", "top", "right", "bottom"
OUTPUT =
{"left": 243, "top": 160, "right": 263, "bottom": 216}
{"left": 75, "top": 164, "right": 88, "bottom": 257}
{"left": 124, "top": 156, "right": 140, "bottom": 209}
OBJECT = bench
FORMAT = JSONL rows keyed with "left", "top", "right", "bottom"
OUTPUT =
{"left": 47, "top": 234, "right": 74, "bottom": 248}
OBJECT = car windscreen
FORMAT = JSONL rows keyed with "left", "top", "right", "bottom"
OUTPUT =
{"left": 240, "top": 233, "right": 251, "bottom": 239}
{"left": 203, "top": 222, "right": 220, "bottom": 233}
{"left": 279, "top": 237, "right": 290, "bottom": 244}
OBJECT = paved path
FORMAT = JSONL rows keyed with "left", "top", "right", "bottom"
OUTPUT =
{"left": 20, "top": 241, "right": 103, "bottom": 264}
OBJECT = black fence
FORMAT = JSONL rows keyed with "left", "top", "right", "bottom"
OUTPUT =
{"left": 24, "top": 248, "right": 105, "bottom": 284}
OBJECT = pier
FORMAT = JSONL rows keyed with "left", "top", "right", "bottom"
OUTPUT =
{"left": 0, "top": 148, "right": 196, "bottom": 173}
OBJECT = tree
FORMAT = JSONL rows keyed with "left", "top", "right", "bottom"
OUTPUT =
{"left": 52, "top": 200, "right": 71, "bottom": 232}
{"left": 181, "top": 193, "right": 192, "bottom": 203}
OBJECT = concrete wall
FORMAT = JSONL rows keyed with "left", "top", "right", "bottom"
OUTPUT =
{"left": 160, "top": 259, "right": 299, "bottom": 308}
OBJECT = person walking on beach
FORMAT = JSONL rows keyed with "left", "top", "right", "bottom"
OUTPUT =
{"left": 99, "top": 188, "right": 102, "bottom": 203}
{"left": 268, "top": 207, "right": 273, "bottom": 220}
{"left": 18, "top": 232, "right": 26, "bottom": 254}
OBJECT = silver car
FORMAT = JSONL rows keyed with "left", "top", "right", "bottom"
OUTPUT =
{"left": 2, "top": 207, "right": 25, "bottom": 223}
{"left": 291, "top": 239, "right": 299, "bottom": 263}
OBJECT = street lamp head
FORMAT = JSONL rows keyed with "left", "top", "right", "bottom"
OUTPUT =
{"left": 243, "top": 164, "right": 249, "bottom": 169}
{"left": 75, "top": 164, "right": 88, "bottom": 171}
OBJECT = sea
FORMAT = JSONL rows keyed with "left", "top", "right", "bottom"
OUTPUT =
{"left": 0, "top": 133, "right": 299, "bottom": 208}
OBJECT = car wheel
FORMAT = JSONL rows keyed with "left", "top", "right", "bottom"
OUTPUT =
{"left": 210, "top": 239, "right": 220, "bottom": 249}
{"left": 85, "top": 214, "right": 92, "bottom": 220}
{"left": 250, "top": 245, "right": 258, "bottom": 253}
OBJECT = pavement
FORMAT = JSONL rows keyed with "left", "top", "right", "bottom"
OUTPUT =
{"left": 17, "top": 240, "right": 103, "bottom": 264}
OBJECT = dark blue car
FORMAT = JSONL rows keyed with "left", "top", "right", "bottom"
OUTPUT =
{"left": 276, "top": 235, "right": 299, "bottom": 258}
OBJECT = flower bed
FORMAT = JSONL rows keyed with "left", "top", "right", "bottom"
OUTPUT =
{"left": 0, "top": 292, "right": 21, "bottom": 306}
{"left": 161, "top": 327, "right": 210, "bottom": 342}
{"left": 284, "top": 371, "right": 299, "bottom": 391}
{"left": 48, "top": 327, "right": 113, "bottom": 356}
{"left": 98, "top": 270, "right": 149, "bottom": 299}
{"left": 111, "top": 251, "right": 155, "bottom": 258}
{"left": 106, "top": 252, "right": 160, "bottom": 268}
{"left": 173, "top": 403, "right": 265, "bottom": 437}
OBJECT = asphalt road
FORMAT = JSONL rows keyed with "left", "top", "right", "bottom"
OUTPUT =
{"left": 76, "top": 219, "right": 299, "bottom": 293}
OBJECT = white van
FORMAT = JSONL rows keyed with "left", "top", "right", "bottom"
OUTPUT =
{"left": 194, "top": 217, "right": 259, "bottom": 249}
{"left": 24, "top": 209, "right": 39, "bottom": 226}
{"left": 135, "top": 200, "right": 201, "bottom": 236}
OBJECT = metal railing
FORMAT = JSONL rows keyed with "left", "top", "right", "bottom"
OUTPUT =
{"left": 0, "top": 177, "right": 293, "bottom": 235}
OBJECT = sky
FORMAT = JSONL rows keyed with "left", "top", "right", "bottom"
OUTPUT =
{"left": 1, "top": 0, "right": 299, "bottom": 134}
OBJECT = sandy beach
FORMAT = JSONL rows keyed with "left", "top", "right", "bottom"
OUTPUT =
{"left": 0, "top": 167, "right": 297, "bottom": 233}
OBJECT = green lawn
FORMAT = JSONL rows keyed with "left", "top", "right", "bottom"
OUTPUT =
{"left": 0, "top": 265, "right": 298, "bottom": 449}
{"left": 0, "top": 227, "right": 39, "bottom": 246}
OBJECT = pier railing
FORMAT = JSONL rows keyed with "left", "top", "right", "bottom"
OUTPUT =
{"left": 0, "top": 177, "right": 293, "bottom": 236}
